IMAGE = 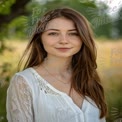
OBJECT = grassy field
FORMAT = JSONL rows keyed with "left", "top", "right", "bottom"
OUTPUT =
{"left": 96, "top": 40, "right": 122, "bottom": 122}
{"left": 0, "top": 39, "right": 122, "bottom": 122}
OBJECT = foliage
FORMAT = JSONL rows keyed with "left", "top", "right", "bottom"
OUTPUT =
{"left": 0, "top": 63, "right": 14, "bottom": 122}
{"left": 116, "top": 7, "right": 122, "bottom": 38}
{"left": 0, "top": 0, "right": 15, "bottom": 14}
{"left": 0, "top": 84, "right": 8, "bottom": 122}
{"left": 7, "top": 16, "right": 28, "bottom": 39}
{"left": 105, "top": 77, "right": 122, "bottom": 121}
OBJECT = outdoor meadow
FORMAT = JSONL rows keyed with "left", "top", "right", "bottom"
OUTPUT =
{"left": 0, "top": 0, "right": 122, "bottom": 122}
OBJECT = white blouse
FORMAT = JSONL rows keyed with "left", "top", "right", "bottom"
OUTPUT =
{"left": 6, "top": 68, "right": 106, "bottom": 122}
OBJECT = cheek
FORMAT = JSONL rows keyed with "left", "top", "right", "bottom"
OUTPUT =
{"left": 75, "top": 41, "right": 83, "bottom": 52}
{"left": 75, "top": 40, "right": 83, "bottom": 48}
{"left": 41, "top": 40, "right": 55, "bottom": 53}
{"left": 43, "top": 42, "right": 56, "bottom": 49}
{"left": 41, "top": 36, "right": 56, "bottom": 46}
{"left": 41, "top": 37, "right": 51, "bottom": 47}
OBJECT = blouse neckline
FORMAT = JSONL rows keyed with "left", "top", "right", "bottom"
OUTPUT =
{"left": 30, "top": 67, "right": 68, "bottom": 95}
{"left": 29, "top": 67, "right": 86, "bottom": 111}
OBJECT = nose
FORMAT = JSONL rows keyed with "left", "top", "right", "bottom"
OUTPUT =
{"left": 59, "top": 34, "right": 68, "bottom": 44}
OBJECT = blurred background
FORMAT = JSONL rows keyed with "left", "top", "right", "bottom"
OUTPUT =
{"left": 0, "top": 0, "right": 122, "bottom": 121}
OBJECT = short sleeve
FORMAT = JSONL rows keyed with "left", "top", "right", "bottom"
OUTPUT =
{"left": 6, "top": 74, "right": 34, "bottom": 122}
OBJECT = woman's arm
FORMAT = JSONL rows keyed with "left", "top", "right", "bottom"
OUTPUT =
{"left": 6, "top": 75, "right": 34, "bottom": 122}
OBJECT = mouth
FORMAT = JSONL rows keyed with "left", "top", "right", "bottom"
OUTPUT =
{"left": 55, "top": 48, "right": 72, "bottom": 52}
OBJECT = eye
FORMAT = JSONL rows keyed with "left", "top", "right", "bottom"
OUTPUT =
{"left": 48, "top": 32, "right": 59, "bottom": 36}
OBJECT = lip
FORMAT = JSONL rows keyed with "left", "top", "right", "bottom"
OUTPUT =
{"left": 55, "top": 48, "right": 72, "bottom": 52}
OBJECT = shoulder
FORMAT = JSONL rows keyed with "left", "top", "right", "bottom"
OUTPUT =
{"left": 15, "top": 68, "right": 36, "bottom": 82}
{"left": 10, "top": 68, "right": 36, "bottom": 89}
{"left": 16, "top": 68, "right": 33, "bottom": 78}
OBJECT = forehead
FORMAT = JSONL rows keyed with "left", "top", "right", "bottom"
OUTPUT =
{"left": 45, "top": 17, "right": 76, "bottom": 30}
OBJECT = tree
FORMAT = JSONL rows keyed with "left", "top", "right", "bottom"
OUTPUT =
{"left": 0, "top": 0, "right": 30, "bottom": 52}
{"left": 0, "top": 0, "right": 30, "bottom": 27}
{"left": 116, "top": 7, "right": 122, "bottom": 38}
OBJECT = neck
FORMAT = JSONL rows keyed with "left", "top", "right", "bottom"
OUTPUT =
{"left": 42, "top": 56, "right": 72, "bottom": 74}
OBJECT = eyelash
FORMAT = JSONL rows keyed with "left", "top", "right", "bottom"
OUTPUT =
{"left": 48, "top": 32, "right": 58, "bottom": 35}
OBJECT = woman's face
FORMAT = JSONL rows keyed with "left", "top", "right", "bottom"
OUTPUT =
{"left": 41, "top": 17, "right": 82, "bottom": 58}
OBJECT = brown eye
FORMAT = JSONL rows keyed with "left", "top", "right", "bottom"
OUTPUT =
{"left": 48, "top": 32, "right": 59, "bottom": 36}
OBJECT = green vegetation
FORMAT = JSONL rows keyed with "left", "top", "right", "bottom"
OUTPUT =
{"left": 0, "top": 39, "right": 27, "bottom": 122}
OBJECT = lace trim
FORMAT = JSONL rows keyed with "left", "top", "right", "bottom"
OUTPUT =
{"left": 31, "top": 69, "right": 60, "bottom": 95}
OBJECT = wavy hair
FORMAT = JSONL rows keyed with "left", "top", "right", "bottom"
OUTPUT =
{"left": 18, "top": 7, "right": 107, "bottom": 118}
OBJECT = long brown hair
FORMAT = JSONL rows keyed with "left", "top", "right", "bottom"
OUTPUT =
{"left": 19, "top": 7, "right": 107, "bottom": 118}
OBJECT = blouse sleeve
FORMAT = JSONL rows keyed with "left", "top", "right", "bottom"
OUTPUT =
{"left": 6, "top": 74, "right": 34, "bottom": 122}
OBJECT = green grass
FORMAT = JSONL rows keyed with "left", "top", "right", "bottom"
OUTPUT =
{"left": 0, "top": 39, "right": 122, "bottom": 122}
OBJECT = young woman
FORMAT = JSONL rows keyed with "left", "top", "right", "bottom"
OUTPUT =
{"left": 6, "top": 7, "right": 107, "bottom": 122}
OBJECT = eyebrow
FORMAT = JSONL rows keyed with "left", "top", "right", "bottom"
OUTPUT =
{"left": 44, "top": 29, "right": 77, "bottom": 32}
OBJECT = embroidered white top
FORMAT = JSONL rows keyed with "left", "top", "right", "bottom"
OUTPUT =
{"left": 6, "top": 68, "right": 106, "bottom": 122}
